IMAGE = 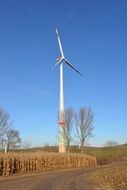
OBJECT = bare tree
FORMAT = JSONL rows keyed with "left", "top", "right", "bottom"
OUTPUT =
{"left": 0, "top": 137, "right": 5, "bottom": 151}
{"left": 75, "top": 107, "right": 94, "bottom": 154}
{"left": 6, "top": 129, "right": 22, "bottom": 152}
{"left": 58, "top": 108, "right": 74, "bottom": 153}
{"left": 0, "top": 108, "right": 12, "bottom": 152}
{"left": 0, "top": 108, "right": 11, "bottom": 138}
{"left": 0, "top": 108, "right": 22, "bottom": 153}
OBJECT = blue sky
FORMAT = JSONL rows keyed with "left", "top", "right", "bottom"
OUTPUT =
{"left": 0, "top": 0, "right": 127, "bottom": 146}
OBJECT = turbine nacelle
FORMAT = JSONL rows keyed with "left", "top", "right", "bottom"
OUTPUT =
{"left": 56, "top": 29, "right": 82, "bottom": 76}
{"left": 56, "top": 56, "right": 64, "bottom": 63}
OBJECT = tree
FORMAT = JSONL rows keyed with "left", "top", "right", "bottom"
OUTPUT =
{"left": 58, "top": 108, "right": 74, "bottom": 153}
{"left": 105, "top": 140, "right": 119, "bottom": 147}
{"left": 6, "top": 129, "right": 22, "bottom": 151}
{"left": 0, "top": 108, "right": 12, "bottom": 151}
{"left": 22, "top": 139, "right": 32, "bottom": 150}
{"left": 0, "top": 107, "right": 22, "bottom": 153}
{"left": 75, "top": 107, "right": 94, "bottom": 154}
{"left": 63, "top": 108, "right": 74, "bottom": 153}
{"left": 0, "top": 137, "right": 5, "bottom": 151}
{"left": 0, "top": 108, "right": 11, "bottom": 138}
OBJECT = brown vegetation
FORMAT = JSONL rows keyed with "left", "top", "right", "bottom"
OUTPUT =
{"left": 0, "top": 152, "right": 96, "bottom": 176}
{"left": 90, "top": 163, "right": 127, "bottom": 190}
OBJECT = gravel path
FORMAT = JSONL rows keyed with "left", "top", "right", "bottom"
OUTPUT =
{"left": 0, "top": 167, "right": 106, "bottom": 190}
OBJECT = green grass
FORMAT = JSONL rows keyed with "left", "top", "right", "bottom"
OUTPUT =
{"left": 83, "top": 145, "right": 127, "bottom": 157}
{"left": 82, "top": 145, "right": 127, "bottom": 164}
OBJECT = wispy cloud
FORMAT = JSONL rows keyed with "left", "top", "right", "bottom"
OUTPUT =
{"left": 69, "top": 10, "right": 77, "bottom": 20}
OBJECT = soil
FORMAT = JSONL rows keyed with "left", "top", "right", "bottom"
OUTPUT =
{"left": 90, "top": 163, "right": 127, "bottom": 190}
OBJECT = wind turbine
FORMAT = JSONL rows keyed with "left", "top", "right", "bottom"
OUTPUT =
{"left": 55, "top": 29, "right": 82, "bottom": 153}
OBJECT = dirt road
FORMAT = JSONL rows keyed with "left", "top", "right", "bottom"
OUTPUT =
{"left": 0, "top": 167, "right": 104, "bottom": 190}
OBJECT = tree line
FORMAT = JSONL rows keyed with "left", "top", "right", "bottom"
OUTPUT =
{"left": 59, "top": 107, "right": 94, "bottom": 153}
{"left": 0, "top": 106, "right": 95, "bottom": 154}
{"left": 0, "top": 107, "right": 21, "bottom": 153}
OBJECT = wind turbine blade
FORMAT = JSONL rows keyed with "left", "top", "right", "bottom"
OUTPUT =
{"left": 51, "top": 61, "right": 60, "bottom": 71}
{"left": 56, "top": 29, "right": 64, "bottom": 57}
{"left": 55, "top": 61, "right": 60, "bottom": 67}
{"left": 64, "top": 59, "right": 83, "bottom": 76}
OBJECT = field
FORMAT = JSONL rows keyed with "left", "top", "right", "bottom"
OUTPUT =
{"left": 0, "top": 145, "right": 127, "bottom": 189}
{"left": 0, "top": 144, "right": 127, "bottom": 189}
{"left": 0, "top": 152, "right": 96, "bottom": 176}
{"left": 89, "top": 164, "right": 127, "bottom": 190}
{"left": 76, "top": 144, "right": 127, "bottom": 165}
{"left": 80, "top": 144, "right": 127, "bottom": 189}
{"left": 37, "top": 144, "right": 127, "bottom": 165}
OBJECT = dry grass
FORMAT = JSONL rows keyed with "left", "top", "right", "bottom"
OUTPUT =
{"left": 90, "top": 163, "right": 127, "bottom": 190}
{"left": 0, "top": 152, "right": 96, "bottom": 176}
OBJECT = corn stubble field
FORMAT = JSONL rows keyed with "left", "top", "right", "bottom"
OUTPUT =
{"left": 83, "top": 144, "right": 127, "bottom": 190}
{"left": 0, "top": 152, "right": 96, "bottom": 176}
{"left": 90, "top": 164, "right": 127, "bottom": 190}
{"left": 0, "top": 145, "right": 127, "bottom": 190}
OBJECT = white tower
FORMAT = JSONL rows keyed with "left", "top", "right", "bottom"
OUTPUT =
{"left": 55, "top": 29, "right": 82, "bottom": 153}
{"left": 59, "top": 62, "right": 66, "bottom": 153}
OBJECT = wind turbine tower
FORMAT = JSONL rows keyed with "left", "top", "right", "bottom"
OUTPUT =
{"left": 55, "top": 29, "right": 82, "bottom": 153}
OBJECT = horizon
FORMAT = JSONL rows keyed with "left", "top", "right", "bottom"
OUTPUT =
{"left": 0, "top": 0, "right": 127, "bottom": 147}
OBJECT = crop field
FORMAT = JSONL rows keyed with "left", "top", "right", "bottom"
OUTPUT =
{"left": 0, "top": 152, "right": 96, "bottom": 176}
{"left": 41, "top": 144, "right": 127, "bottom": 165}
{"left": 0, "top": 146, "right": 127, "bottom": 190}
{"left": 80, "top": 144, "right": 127, "bottom": 190}
{"left": 15, "top": 144, "right": 127, "bottom": 166}
{"left": 90, "top": 164, "right": 127, "bottom": 190}
{"left": 81, "top": 145, "right": 127, "bottom": 165}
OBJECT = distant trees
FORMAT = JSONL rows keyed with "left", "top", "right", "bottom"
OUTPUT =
{"left": 22, "top": 140, "right": 32, "bottom": 150}
{"left": 0, "top": 107, "right": 22, "bottom": 152}
{"left": 58, "top": 107, "right": 94, "bottom": 154}
{"left": 105, "top": 140, "right": 119, "bottom": 147}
